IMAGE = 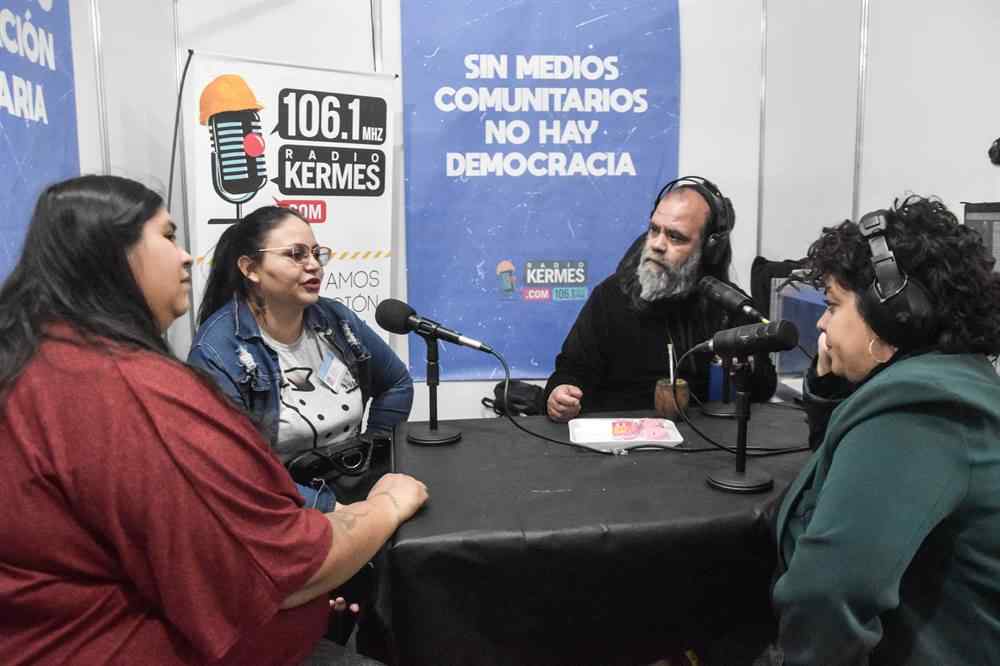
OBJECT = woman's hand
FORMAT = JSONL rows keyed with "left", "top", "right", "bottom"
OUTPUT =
{"left": 367, "top": 473, "right": 428, "bottom": 526}
{"left": 327, "top": 595, "right": 361, "bottom": 645}
{"left": 330, "top": 596, "right": 360, "bottom": 615}
{"left": 283, "top": 475, "right": 427, "bottom": 610}
{"left": 816, "top": 331, "right": 832, "bottom": 377}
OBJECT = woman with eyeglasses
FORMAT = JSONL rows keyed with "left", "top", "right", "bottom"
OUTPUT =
{"left": 0, "top": 176, "right": 428, "bottom": 664}
{"left": 189, "top": 206, "right": 414, "bottom": 513}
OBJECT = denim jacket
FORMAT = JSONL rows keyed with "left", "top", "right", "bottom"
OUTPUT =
{"left": 187, "top": 295, "right": 413, "bottom": 448}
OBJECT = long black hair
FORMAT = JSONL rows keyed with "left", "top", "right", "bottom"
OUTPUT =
{"left": 0, "top": 175, "right": 168, "bottom": 394}
{"left": 197, "top": 205, "right": 305, "bottom": 325}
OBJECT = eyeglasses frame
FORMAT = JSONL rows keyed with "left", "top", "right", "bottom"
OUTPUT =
{"left": 256, "top": 243, "right": 333, "bottom": 266}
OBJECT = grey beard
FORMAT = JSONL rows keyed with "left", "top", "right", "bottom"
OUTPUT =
{"left": 636, "top": 245, "right": 702, "bottom": 302}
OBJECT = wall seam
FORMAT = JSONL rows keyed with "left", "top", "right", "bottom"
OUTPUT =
{"left": 754, "top": 0, "right": 768, "bottom": 258}
{"left": 851, "top": 0, "right": 871, "bottom": 221}
{"left": 371, "top": 0, "right": 383, "bottom": 73}
{"left": 170, "top": 0, "right": 196, "bottom": 344}
{"left": 89, "top": 0, "right": 110, "bottom": 172}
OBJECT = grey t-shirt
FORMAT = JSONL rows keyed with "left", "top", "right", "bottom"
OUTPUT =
{"left": 259, "top": 327, "right": 364, "bottom": 462}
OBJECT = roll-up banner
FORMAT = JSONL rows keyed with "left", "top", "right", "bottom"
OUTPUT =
{"left": 0, "top": 0, "right": 79, "bottom": 279}
{"left": 183, "top": 52, "right": 396, "bottom": 333}
{"left": 402, "top": 1, "right": 680, "bottom": 379}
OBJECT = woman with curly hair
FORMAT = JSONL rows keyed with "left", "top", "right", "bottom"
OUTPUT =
{"left": 770, "top": 196, "right": 1000, "bottom": 665}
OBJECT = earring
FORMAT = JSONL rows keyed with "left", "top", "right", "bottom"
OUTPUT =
{"left": 868, "top": 337, "right": 894, "bottom": 364}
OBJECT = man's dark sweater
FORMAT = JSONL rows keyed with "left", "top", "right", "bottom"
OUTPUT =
{"left": 543, "top": 273, "right": 777, "bottom": 414}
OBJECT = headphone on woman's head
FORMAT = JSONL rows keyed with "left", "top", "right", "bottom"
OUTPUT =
{"left": 650, "top": 176, "right": 735, "bottom": 267}
{"left": 857, "top": 209, "right": 937, "bottom": 350}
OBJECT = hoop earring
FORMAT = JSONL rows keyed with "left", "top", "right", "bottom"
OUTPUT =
{"left": 868, "top": 337, "right": 893, "bottom": 364}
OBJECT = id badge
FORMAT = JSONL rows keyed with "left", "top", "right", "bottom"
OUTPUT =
{"left": 319, "top": 353, "right": 359, "bottom": 393}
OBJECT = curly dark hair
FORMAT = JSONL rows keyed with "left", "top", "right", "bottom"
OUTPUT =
{"left": 801, "top": 195, "right": 1000, "bottom": 356}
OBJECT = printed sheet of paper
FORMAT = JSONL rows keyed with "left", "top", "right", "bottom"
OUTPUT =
{"left": 568, "top": 418, "right": 683, "bottom": 451}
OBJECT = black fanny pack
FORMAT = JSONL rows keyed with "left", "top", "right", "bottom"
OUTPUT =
{"left": 482, "top": 380, "right": 544, "bottom": 416}
{"left": 285, "top": 432, "right": 386, "bottom": 486}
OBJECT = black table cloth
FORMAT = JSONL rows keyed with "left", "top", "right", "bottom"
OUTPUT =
{"left": 371, "top": 405, "right": 811, "bottom": 665}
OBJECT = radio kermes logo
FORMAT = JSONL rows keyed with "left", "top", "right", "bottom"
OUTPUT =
{"left": 522, "top": 260, "right": 588, "bottom": 301}
{"left": 524, "top": 260, "right": 587, "bottom": 285}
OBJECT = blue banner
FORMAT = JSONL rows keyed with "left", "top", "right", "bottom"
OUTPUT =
{"left": 0, "top": 0, "right": 79, "bottom": 279}
{"left": 402, "top": 0, "right": 679, "bottom": 379}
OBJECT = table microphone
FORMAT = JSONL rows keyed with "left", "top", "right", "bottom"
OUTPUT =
{"left": 692, "top": 320, "right": 799, "bottom": 356}
{"left": 375, "top": 298, "right": 493, "bottom": 353}
{"left": 698, "top": 276, "right": 767, "bottom": 322}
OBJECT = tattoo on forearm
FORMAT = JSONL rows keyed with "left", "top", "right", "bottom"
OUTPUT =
{"left": 331, "top": 511, "right": 360, "bottom": 533}
{"left": 328, "top": 493, "right": 397, "bottom": 535}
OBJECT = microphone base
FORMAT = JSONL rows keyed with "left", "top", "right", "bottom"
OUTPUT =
{"left": 706, "top": 468, "right": 773, "bottom": 494}
{"left": 700, "top": 400, "right": 737, "bottom": 419}
{"left": 407, "top": 424, "right": 462, "bottom": 447}
{"left": 208, "top": 217, "right": 242, "bottom": 225}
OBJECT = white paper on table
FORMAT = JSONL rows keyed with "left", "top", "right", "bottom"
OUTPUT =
{"left": 567, "top": 417, "right": 684, "bottom": 452}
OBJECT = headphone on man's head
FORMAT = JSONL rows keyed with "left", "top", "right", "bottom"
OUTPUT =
{"left": 650, "top": 176, "right": 735, "bottom": 267}
{"left": 857, "top": 209, "right": 937, "bottom": 350}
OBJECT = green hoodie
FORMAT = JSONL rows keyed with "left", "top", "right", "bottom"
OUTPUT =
{"left": 774, "top": 352, "right": 1000, "bottom": 665}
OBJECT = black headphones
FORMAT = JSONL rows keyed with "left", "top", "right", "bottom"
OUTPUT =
{"left": 650, "top": 176, "right": 735, "bottom": 267}
{"left": 857, "top": 210, "right": 937, "bottom": 350}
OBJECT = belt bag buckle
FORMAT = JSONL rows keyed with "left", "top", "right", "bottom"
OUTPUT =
{"left": 285, "top": 433, "right": 384, "bottom": 485}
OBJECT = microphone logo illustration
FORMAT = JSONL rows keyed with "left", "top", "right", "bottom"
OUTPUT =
{"left": 199, "top": 74, "right": 267, "bottom": 223}
{"left": 496, "top": 259, "right": 517, "bottom": 297}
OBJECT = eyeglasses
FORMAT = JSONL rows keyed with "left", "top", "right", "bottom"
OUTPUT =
{"left": 257, "top": 243, "right": 333, "bottom": 266}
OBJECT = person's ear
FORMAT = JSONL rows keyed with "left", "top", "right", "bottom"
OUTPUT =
{"left": 238, "top": 255, "right": 260, "bottom": 284}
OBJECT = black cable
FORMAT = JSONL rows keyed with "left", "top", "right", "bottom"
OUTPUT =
{"left": 486, "top": 350, "right": 733, "bottom": 455}
{"left": 488, "top": 349, "right": 614, "bottom": 455}
{"left": 167, "top": 49, "right": 195, "bottom": 211}
{"left": 480, "top": 349, "right": 808, "bottom": 457}
{"left": 670, "top": 348, "right": 810, "bottom": 456}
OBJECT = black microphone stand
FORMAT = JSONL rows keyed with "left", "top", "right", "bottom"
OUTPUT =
{"left": 407, "top": 333, "right": 462, "bottom": 446}
{"left": 700, "top": 355, "right": 736, "bottom": 418}
{"left": 706, "top": 355, "right": 773, "bottom": 493}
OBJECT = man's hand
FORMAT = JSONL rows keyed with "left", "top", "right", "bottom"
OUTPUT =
{"left": 816, "top": 331, "right": 832, "bottom": 377}
{"left": 547, "top": 384, "right": 583, "bottom": 422}
{"left": 367, "top": 473, "right": 428, "bottom": 526}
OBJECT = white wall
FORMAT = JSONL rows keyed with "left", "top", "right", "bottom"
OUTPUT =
{"left": 69, "top": 0, "right": 191, "bottom": 351}
{"left": 758, "top": 0, "right": 861, "bottom": 263}
{"left": 64, "top": 0, "right": 1000, "bottom": 422}
{"left": 176, "top": 1, "right": 374, "bottom": 72}
{"left": 676, "top": 0, "right": 764, "bottom": 288}
{"left": 858, "top": 0, "right": 1000, "bottom": 214}
{"left": 757, "top": 0, "right": 1000, "bottom": 259}
{"left": 68, "top": 1, "right": 101, "bottom": 174}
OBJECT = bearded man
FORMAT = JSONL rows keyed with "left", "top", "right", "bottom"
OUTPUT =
{"left": 544, "top": 177, "right": 777, "bottom": 421}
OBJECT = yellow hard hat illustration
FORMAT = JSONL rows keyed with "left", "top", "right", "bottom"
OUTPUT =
{"left": 199, "top": 74, "right": 264, "bottom": 125}
{"left": 496, "top": 259, "right": 515, "bottom": 274}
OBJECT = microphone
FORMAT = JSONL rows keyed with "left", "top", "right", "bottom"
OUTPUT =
{"left": 375, "top": 299, "right": 494, "bottom": 353}
{"left": 698, "top": 276, "right": 767, "bottom": 322}
{"left": 208, "top": 109, "right": 268, "bottom": 204}
{"left": 692, "top": 320, "right": 799, "bottom": 356}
